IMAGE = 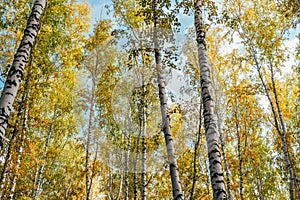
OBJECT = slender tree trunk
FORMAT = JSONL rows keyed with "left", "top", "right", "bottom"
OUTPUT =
{"left": 219, "top": 126, "right": 231, "bottom": 200}
{"left": 109, "top": 164, "right": 114, "bottom": 200}
{"left": 64, "top": 172, "right": 74, "bottom": 200}
{"left": 219, "top": 134, "right": 231, "bottom": 199}
{"left": 141, "top": 77, "right": 147, "bottom": 200}
{"left": 254, "top": 162, "right": 264, "bottom": 200}
{"left": 0, "top": 129, "right": 16, "bottom": 198}
{"left": 205, "top": 163, "right": 211, "bottom": 200}
{"left": 9, "top": 138, "right": 24, "bottom": 200}
{"left": 9, "top": 98, "right": 28, "bottom": 200}
{"left": 85, "top": 63, "right": 98, "bottom": 200}
{"left": 257, "top": 65, "right": 294, "bottom": 199}
{"left": 33, "top": 106, "right": 57, "bottom": 199}
{"left": 237, "top": 132, "right": 244, "bottom": 200}
{"left": 0, "top": 0, "right": 47, "bottom": 146}
{"left": 9, "top": 101, "right": 28, "bottom": 199}
{"left": 194, "top": 0, "right": 227, "bottom": 199}
{"left": 85, "top": 127, "right": 91, "bottom": 199}
{"left": 116, "top": 173, "right": 123, "bottom": 200}
{"left": 214, "top": 85, "right": 231, "bottom": 199}
{"left": 133, "top": 120, "right": 141, "bottom": 200}
{"left": 140, "top": 132, "right": 146, "bottom": 198}
{"left": 190, "top": 101, "right": 202, "bottom": 200}
{"left": 88, "top": 140, "right": 99, "bottom": 197}
{"left": 269, "top": 60, "right": 294, "bottom": 200}
{"left": 255, "top": 57, "right": 294, "bottom": 199}
{"left": 241, "top": 29, "right": 295, "bottom": 200}
{"left": 234, "top": 98, "right": 244, "bottom": 200}
{"left": 152, "top": 1, "right": 183, "bottom": 199}
{"left": 0, "top": 79, "right": 29, "bottom": 198}
{"left": 125, "top": 134, "right": 131, "bottom": 200}
{"left": 116, "top": 152, "right": 123, "bottom": 200}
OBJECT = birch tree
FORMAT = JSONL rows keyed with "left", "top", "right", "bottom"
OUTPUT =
{"left": 0, "top": 0, "right": 47, "bottom": 146}
{"left": 194, "top": 0, "right": 227, "bottom": 199}
{"left": 152, "top": 0, "right": 183, "bottom": 198}
{"left": 222, "top": 0, "right": 298, "bottom": 198}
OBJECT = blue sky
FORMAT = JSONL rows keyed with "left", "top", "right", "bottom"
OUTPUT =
{"left": 83, "top": 0, "right": 194, "bottom": 33}
{"left": 86, "top": 0, "right": 112, "bottom": 22}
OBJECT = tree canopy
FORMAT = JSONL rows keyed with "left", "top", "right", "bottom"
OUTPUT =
{"left": 0, "top": 0, "right": 299, "bottom": 199}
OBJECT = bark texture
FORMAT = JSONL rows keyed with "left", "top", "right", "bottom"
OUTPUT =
{"left": 0, "top": 77, "right": 29, "bottom": 198}
{"left": 0, "top": 0, "right": 47, "bottom": 146}
{"left": 194, "top": 0, "right": 227, "bottom": 199}
{"left": 219, "top": 128, "right": 232, "bottom": 199}
{"left": 152, "top": 0, "right": 183, "bottom": 198}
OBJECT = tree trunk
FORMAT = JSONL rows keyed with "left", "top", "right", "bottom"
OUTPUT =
{"left": 88, "top": 140, "right": 99, "bottom": 198}
{"left": 133, "top": 120, "right": 141, "bottom": 200}
{"left": 237, "top": 130, "right": 244, "bottom": 200}
{"left": 9, "top": 114, "right": 27, "bottom": 199}
{"left": 9, "top": 88, "right": 28, "bottom": 199}
{"left": 9, "top": 136, "right": 24, "bottom": 200}
{"left": 205, "top": 163, "right": 211, "bottom": 199}
{"left": 219, "top": 130, "right": 231, "bottom": 200}
{"left": 0, "top": 80, "right": 30, "bottom": 198}
{"left": 108, "top": 154, "right": 114, "bottom": 200}
{"left": 152, "top": 1, "right": 183, "bottom": 199}
{"left": 33, "top": 106, "right": 57, "bottom": 199}
{"left": 194, "top": 0, "right": 227, "bottom": 199}
{"left": 116, "top": 152, "right": 123, "bottom": 200}
{"left": 0, "top": 0, "right": 47, "bottom": 147}
{"left": 190, "top": 101, "right": 202, "bottom": 200}
{"left": 253, "top": 162, "right": 264, "bottom": 200}
{"left": 240, "top": 28, "right": 295, "bottom": 200}
{"left": 0, "top": 129, "right": 16, "bottom": 198}
{"left": 269, "top": 60, "right": 294, "bottom": 200}
{"left": 125, "top": 134, "right": 131, "bottom": 200}
{"left": 85, "top": 59, "right": 98, "bottom": 200}
{"left": 233, "top": 98, "right": 244, "bottom": 200}
{"left": 141, "top": 77, "right": 147, "bottom": 200}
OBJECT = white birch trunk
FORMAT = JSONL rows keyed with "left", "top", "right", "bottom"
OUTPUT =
{"left": 0, "top": 0, "right": 47, "bottom": 146}
{"left": 152, "top": 1, "right": 183, "bottom": 198}
{"left": 194, "top": 0, "right": 227, "bottom": 199}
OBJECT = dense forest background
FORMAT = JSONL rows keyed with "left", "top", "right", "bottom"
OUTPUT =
{"left": 0, "top": 0, "right": 299, "bottom": 199}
